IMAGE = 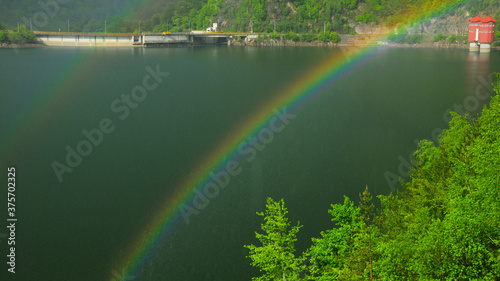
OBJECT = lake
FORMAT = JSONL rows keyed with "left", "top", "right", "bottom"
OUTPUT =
{"left": 0, "top": 46, "right": 498, "bottom": 281}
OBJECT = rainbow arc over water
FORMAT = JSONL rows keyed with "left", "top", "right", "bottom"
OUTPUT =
{"left": 112, "top": 1, "right": 476, "bottom": 279}
{"left": 0, "top": 0, "right": 475, "bottom": 279}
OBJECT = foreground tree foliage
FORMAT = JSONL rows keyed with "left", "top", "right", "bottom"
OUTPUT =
{"left": 246, "top": 75, "right": 500, "bottom": 280}
{"left": 245, "top": 198, "right": 305, "bottom": 281}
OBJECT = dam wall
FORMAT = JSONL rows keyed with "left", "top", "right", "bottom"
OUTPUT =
{"left": 36, "top": 33, "right": 141, "bottom": 47}
{"left": 34, "top": 32, "right": 235, "bottom": 47}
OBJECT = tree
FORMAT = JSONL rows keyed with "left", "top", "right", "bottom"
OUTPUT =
{"left": 245, "top": 198, "right": 305, "bottom": 281}
{"left": 350, "top": 186, "right": 378, "bottom": 280}
{"left": 307, "top": 196, "right": 362, "bottom": 280}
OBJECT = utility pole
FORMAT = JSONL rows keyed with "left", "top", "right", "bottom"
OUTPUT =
{"left": 167, "top": 21, "right": 169, "bottom": 32}
{"left": 30, "top": 19, "right": 32, "bottom": 31}
{"left": 324, "top": 21, "right": 326, "bottom": 33}
{"left": 105, "top": 20, "right": 107, "bottom": 33}
{"left": 139, "top": 21, "right": 141, "bottom": 33}
{"left": 67, "top": 20, "right": 69, "bottom": 32}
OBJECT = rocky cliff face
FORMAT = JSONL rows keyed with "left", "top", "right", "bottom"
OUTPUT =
{"left": 406, "top": 11, "right": 471, "bottom": 36}
{"left": 353, "top": 8, "right": 498, "bottom": 36}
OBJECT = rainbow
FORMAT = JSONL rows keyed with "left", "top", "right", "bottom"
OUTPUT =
{"left": 113, "top": 44, "right": 384, "bottom": 279}
{"left": 0, "top": 0, "right": 473, "bottom": 279}
{"left": 112, "top": 1, "right": 475, "bottom": 279}
{"left": 1, "top": 52, "right": 95, "bottom": 159}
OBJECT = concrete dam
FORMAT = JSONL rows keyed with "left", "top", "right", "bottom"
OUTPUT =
{"left": 34, "top": 32, "right": 255, "bottom": 47}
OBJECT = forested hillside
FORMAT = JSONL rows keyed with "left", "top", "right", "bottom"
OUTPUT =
{"left": 246, "top": 75, "right": 500, "bottom": 280}
{"left": 1, "top": 0, "right": 499, "bottom": 34}
{"left": 0, "top": 0, "right": 176, "bottom": 31}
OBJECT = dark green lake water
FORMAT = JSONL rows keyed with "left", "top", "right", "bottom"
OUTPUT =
{"left": 0, "top": 46, "right": 498, "bottom": 281}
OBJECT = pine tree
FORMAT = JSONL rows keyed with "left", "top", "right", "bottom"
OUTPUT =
{"left": 245, "top": 197, "right": 305, "bottom": 281}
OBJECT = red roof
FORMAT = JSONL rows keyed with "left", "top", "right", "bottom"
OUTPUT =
{"left": 481, "top": 16, "right": 497, "bottom": 23}
{"left": 470, "top": 16, "right": 482, "bottom": 22}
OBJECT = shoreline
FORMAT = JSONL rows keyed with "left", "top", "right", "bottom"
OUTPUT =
{"left": 0, "top": 43, "right": 46, "bottom": 48}
{"left": 0, "top": 38, "right": 497, "bottom": 50}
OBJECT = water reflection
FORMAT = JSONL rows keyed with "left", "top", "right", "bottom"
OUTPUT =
{"left": 464, "top": 51, "right": 495, "bottom": 115}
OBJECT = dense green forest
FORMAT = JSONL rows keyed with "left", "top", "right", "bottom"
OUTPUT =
{"left": 0, "top": 0, "right": 175, "bottom": 31}
{"left": 245, "top": 75, "right": 500, "bottom": 280}
{"left": 1, "top": 0, "right": 499, "bottom": 35}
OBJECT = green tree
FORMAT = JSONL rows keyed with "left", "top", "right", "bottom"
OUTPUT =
{"left": 307, "top": 196, "right": 362, "bottom": 280}
{"left": 285, "top": 31, "right": 299, "bottom": 41}
{"left": 245, "top": 198, "right": 305, "bottom": 281}
{"left": 330, "top": 32, "right": 341, "bottom": 43}
{"left": 353, "top": 186, "right": 377, "bottom": 280}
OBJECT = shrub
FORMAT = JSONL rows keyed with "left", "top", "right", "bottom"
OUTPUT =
{"left": 7, "top": 32, "right": 23, "bottom": 44}
{"left": 0, "top": 30, "right": 5, "bottom": 43}
{"left": 433, "top": 33, "right": 446, "bottom": 42}
{"left": 300, "top": 33, "right": 315, "bottom": 42}
{"left": 448, "top": 34, "right": 456, "bottom": 43}
{"left": 316, "top": 32, "right": 341, "bottom": 43}
{"left": 356, "top": 13, "right": 376, "bottom": 23}
{"left": 318, "top": 32, "right": 329, "bottom": 42}
{"left": 343, "top": 24, "right": 349, "bottom": 33}
{"left": 285, "top": 31, "right": 299, "bottom": 41}
{"left": 455, "top": 35, "right": 467, "bottom": 43}
{"left": 405, "top": 34, "right": 423, "bottom": 44}
{"left": 330, "top": 31, "right": 341, "bottom": 43}
{"left": 269, "top": 32, "right": 280, "bottom": 40}
{"left": 19, "top": 25, "right": 37, "bottom": 43}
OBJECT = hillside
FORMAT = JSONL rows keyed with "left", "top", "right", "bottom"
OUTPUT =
{"left": 0, "top": 0, "right": 176, "bottom": 32}
{"left": 138, "top": 0, "right": 500, "bottom": 35}
{"left": 0, "top": 0, "right": 499, "bottom": 37}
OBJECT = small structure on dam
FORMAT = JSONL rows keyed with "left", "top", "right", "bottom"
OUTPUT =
{"left": 469, "top": 16, "right": 497, "bottom": 52}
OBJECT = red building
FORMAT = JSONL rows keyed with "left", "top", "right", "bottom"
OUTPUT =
{"left": 469, "top": 16, "right": 497, "bottom": 43}
{"left": 479, "top": 16, "right": 496, "bottom": 43}
{"left": 468, "top": 16, "right": 482, "bottom": 42}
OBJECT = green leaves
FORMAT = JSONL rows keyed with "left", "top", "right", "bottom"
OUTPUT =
{"left": 244, "top": 198, "right": 305, "bottom": 281}
{"left": 246, "top": 76, "right": 500, "bottom": 280}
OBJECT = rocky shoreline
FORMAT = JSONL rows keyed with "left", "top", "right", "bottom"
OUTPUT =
{"left": 0, "top": 42, "right": 45, "bottom": 48}
{"left": 1, "top": 36, "right": 496, "bottom": 50}
{"left": 229, "top": 38, "right": 474, "bottom": 49}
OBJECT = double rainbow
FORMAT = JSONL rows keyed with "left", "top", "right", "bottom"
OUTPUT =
{"left": 0, "top": 0, "right": 474, "bottom": 279}
{"left": 114, "top": 1, "right": 475, "bottom": 279}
